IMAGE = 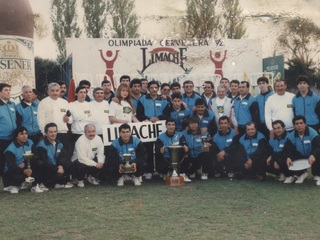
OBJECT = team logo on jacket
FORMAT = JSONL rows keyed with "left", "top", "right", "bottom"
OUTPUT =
{"left": 123, "top": 106, "right": 132, "bottom": 114}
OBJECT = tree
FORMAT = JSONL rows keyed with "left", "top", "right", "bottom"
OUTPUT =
{"left": 185, "top": 0, "right": 220, "bottom": 39}
{"left": 278, "top": 18, "right": 320, "bottom": 68}
{"left": 220, "top": 0, "right": 246, "bottom": 39}
{"left": 109, "top": 0, "right": 140, "bottom": 38}
{"left": 83, "top": 0, "right": 108, "bottom": 38}
{"left": 51, "top": 0, "right": 81, "bottom": 63}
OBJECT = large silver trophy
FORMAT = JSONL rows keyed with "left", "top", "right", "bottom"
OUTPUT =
{"left": 166, "top": 145, "right": 184, "bottom": 186}
{"left": 22, "top": 152, "right": 34, "bottom": 183}
{"left": 201, "top": 135, "right": 210, "bottom": 152}
{"left": 123, "top": 154, "right": 134, "bottom": 173}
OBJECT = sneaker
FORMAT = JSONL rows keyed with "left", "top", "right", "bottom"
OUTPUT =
{"left": 316, "top": 179, "right": 320, "bottom": 186}
{"left": 313, "top": 175, "right": 320, "bottom": 181}
{"left": 214, "top": 173, "right": 221, "bottom": 178}
{"left": 64, "top": 182, "right": 74, "bottom": 188}
{"left": 228, "top": 172, "right": 235, "bottom": 178}
{"left": 20, "top": 181, "right": 31, "bottom": 190}
{"left": 276, "top": 173, "right": 286, "bottom": 182}
{"left": 145, "top": 173, "right": 153, "bottom": 180}
{"left": 3, "top": 186, "right": 12, "bottom": 192}
{"left": 77, "top": 180, "right": 85, "bottom": 188}
{"left": 295, "top": 172, "right": 308, "bottom": 184}
{"left": 39, "top": 183, "right": 49, "bottom": 192}
{"left": 117, "top": 177, "right": 124, "bottom": 186}
{"left": 201, "top": 173, "right": 208, "bottom": 180}
{"left": 87, "top": 175, "right": 99, "bottom": 185}
{"left": 31, "top": 184, "right": 44, "bottom": 193}
{"left": 284, "top": 176, "right": 295, "bottom": 184}
{"left": 54, "top": 184, "right": 65, "bottom": 189}
{"left": 180, "top": 173, "right": 192, "bottom": 182}
{"left": 133, "top": 176, "right": 141, "bottom": 186}
{"left": 139, "top": 176, "right": 143, "bottom": 183}
{"left": 189, "top": 173, "right": 196, "bottom": 179}
{"left": 10, "top": 186, "right": 19, "bottom": 194}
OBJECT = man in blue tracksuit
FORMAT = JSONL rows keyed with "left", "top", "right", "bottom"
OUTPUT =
{"left": 15, "top": 85, "right": 42, "bottom": 145}
{"left": 109, "top": 124, "right": 147, "bottom": 186}
{"left": 181, "top": 80, "right": 201, "bottom": 110}
{"left": 283, "top": 115, "right": 320, "bottom": 185}
{"left": 0, "top": 83, "right": 17, "bottom": 176}
{"left": 233, "top": 81, "right": 260, "bottom": 136}
{"left": 292, "top": 75, "right": 320, "bottom": 132}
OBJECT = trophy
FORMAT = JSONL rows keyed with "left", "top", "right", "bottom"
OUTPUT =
{"left": 165, "top": 145, "right": 184, "bottom": 186}
{"left": 22, "top": 152, "right": 34, "bottom": 183}
{"left": 201, "top": 135, "right": 210, "bottom": 152}
{"left": 123, "top": 154, "right": 134, "bottom": 173}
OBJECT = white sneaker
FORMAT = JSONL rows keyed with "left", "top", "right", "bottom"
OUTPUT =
{"left": 313, "top": 175, "right": 320, "bottom": 181}
{"left": 31, "top": 184, "right": 44, "bottom": 193}
{"left": 316, "top": 179, "right": 320, "bottom": 186}
{"left": 10, "top": 186, "right": 19, "bottom": 194}
{"left": 87, "top": 175, "right": 99, "bottom": 185}
{"left": 201, "top": 173, "right": 208, "bottom": 180}
{"left": 284, "top": 176, "right": 295, "bottom": 184}
{"left": 145, "top": 173, "right": 153, "bottom": 180}
{"left": 133, "top": 176, "right": 141, "bottom": 186}
{"left": 54, "top": 184, "right": 65, "bottom": 189}
{"left": 64, "top": 182, "right": 74, "bottom": 188}
{"left": 189, "top": 173, "right": 196, "bottom": 179}
{"left": 295, "top": 172, "right": 308, "bottom": 184}
{"left": 276, "top": 173, "right": 286, "bottom": 182}
{"left": 77, "top": 180, "right": 85, "bottom": 188}
{"left": 3, "top": 186, "right": 12, "bottom": 192}
{"left": 117, "top": 177, "right": 124, "bottom": 186}
{"left": 179, "top": 173, "right": 191, "bottom": 182}
{"left": 139, "top": 176, "right": 143, "bottom": 183}
{"left": 39, "top": 183, "right": 49, "bottom": 192}
{"left": 20, "top": 181, "right": 31, "bottom": 190}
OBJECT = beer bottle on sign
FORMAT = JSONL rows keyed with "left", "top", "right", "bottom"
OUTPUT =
{"left": 0, "top": 0, "right": 35, "bottom": 100}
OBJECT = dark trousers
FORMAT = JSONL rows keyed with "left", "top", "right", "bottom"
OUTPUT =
{"left": 258, "top": 123, "right": 270, "bottom": 140}
{"left": 144, "top": 142, "right": 155, "bottom": 173}
{"left": 234, "top": 151, "right": 268, "bottom": 177}
{"left": 214, "top": 152, "right": 235, "bottom": 175}
{"left": 188, "top": 152, "right": 213, "bottom": 175}
{"left": 0, "top": 139, "right": 11, "bottom": 176}
{"left": 280, "top": 154, "right": 320, "bottom": 177}
{"left": 37, "top": 164, "right": 70, "bottom": 187}
{"left": 71, "top": 160, "right": 107, "bottom": 181}
{"left": 108, "top": 158, "right": 143, "bottom": 179}
{"left": 57, "top": 133, "right": 73, "bottom": 160}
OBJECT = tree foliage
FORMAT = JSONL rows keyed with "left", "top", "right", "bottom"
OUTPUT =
{"left": 51, "top": 0, "right": 81, "bottom": 63}
{"left": 278, "top": 18, "right": 320, "bottom": 67}
{"left": 185, "top": 0, "right": 220, "bottom": 39}
{"left": 83, "top": 0, "right": 108, "bottom": 38}
{"left": 109, "top": 0, "right": 140, "bottom": 38}
{"left": 220, "top": 0, "right": 246, "bottom": 39}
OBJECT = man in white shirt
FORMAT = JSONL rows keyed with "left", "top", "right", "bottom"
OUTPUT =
{"left": 265, "top": 80, "right": 295, "bottom": 138}
{"left": 71, "top": 124, "right": 106, "bottom": 187}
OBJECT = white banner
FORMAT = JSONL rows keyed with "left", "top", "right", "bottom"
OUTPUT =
{"left": 102, "top": 120, "right": 167, "bottom": 146}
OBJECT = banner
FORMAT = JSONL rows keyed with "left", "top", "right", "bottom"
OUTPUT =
{"left": 102, "top": 120, "right": 167, "bottom": 146}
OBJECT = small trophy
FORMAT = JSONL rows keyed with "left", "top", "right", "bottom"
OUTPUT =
{"left": 201, "top": 135, "right": 210, "bottom": 152}
{"left": 23, "top": 152, "right": 34, "bottom": 183}
{"left": 165, "top": 145, "right": 184, "bottom": 186}
{"left": 123, "top": 154, "right": 134, "bottom": 173}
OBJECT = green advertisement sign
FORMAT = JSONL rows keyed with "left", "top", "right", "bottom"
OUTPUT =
{"left": 262, "top": 55, "right": 284, "bottom": 81}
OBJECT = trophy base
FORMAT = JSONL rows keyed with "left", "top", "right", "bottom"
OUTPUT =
{"left": 165, "top": 176, "right": 184, "bottom": 186}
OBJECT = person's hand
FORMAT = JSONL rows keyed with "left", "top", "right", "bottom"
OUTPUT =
{"left": 160, "top": 146, "right": 165, "bottom": 154}
{"left": 183, "top": 145, "right": 189, "bottom": 153}
{"left": 131, "top": 163, "right": 137, "bottom": 172}
{"left": 18, "top": 162, "right": 25, "bottom": 169}
{"left": 96, "top": 162, "right": 104, "bottom": 169}
{"left": 57, "top": 165, "right": 64, "bottom": 174}
{"left": 217, "top": 150, "right": 225, "bottom": 161}
{"left": 309, "top": 155, "right": 316, "bottom": 165}
{"left": 274, "top": 161, "right": 280, "bottom": 170}
{"left": 245, "top": 159, "right": 253, "bottom": 169}
{"left": 63, "top": 115, "right": 69, "bottom": 123}
{"left": 266, "top": 156, "right": 272, "bottom": 166}
{"left": 286, "top": 158, "right": 293, "bottom": 169}
{"left": 149, "top": 117, "right": 159, "bottom": 123}
{"left": 23, "top": 169, "right": 32, "bottom": 176}
{"left": 112, "top": 97, "right": 119, "bottom": 103}
{"left": 119, "top": 164, "right": 125, "bottom": 173}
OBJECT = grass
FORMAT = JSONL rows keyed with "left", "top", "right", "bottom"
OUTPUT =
{"left": 0, "top": 174, "right": 320, "bottom": 240}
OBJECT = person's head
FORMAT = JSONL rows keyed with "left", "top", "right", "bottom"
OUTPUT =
{"left": 0, "top": 83, "right": 11, "bottom": 101}
{"left": 272, "top": 120, "right": 286, "bottom": 138}
{"left": 217, "top": 85, "right": 227, "bottom": 99}
{"left": 79, "top": 80, "right": 91, "bottom": 91}
{"left": 93, "top": 87, "right": 105, "bottom": 102}
{"left": 44, "top": 122, "right": 58, "bottom": 142}
{"left": 203, "top": 81, "right": 214, "bottom": 96}
{"left": 21, "top": 85, "right": 33, "bottom": 103}
{"left": 119, "top": 123, "right": 131, "bottom": 142}
{"left": 274, "top": 79, "right": 287, "bottom": 96}
{"left": 218, "top": 116, "right": 230, "bottom": 131}
{"left": 116, "top": 83, "right": 131, "bottom": 101}
{"left": 230, "top": 79, "right": 240, "bottom": 95}
{"left": 57, "top": 81, "right": 67, "bottom": 97}
{"left": 171, "top": 93, "right": 182, "bottom": 110}
{"left": 239, "top": 81, "right": 250, "bottom": 96}
{"left": 257, "top": 77, "right": 269, "bottom": 93}
{"left": 161, "top": 83, "right": 171, "bottom": 97}
{"left": 296, "top": 75, "right": 310, "bottom": 93}
{"left": 140, "top": 78, "right": 148, "bottom": 92}
{"left": 171, "top": 82, "right": 181, "bottom": 94}
{"left": 220, "top": 78, "right": 230, "bottom": 89}
{"left": 75, "top": 86, "right": 88, "bottom": 102}
{"left": 130, "top": 78, "right": 142, "bottom": 95}
{"left": 188, "top": 116, "right": 200, "bottom": 131}
{"left": 14, "top": 126, "right": 28, "bottom": 145}
{"left": 84, "top": 124, "right": 96, "bottom": 140}
{"left": 183, "top": 80, "right": 194, "bottom": 94}
{"left": 293, "top": 115, "right": 307, "bottom": 134}
{"left": 32, "top": 88, "right": 39, "bottom": 101}
{"left": 47, "top": 82, "right": 60, "bottom": 100}
{"left": 120, "top": 75, "right": 131, "bottom": 85}
{"left": 165, "top": 118, "right": 176, "bottom": 134}
{"left": 245, "top": 122, "right": 257, "bottom": 137}
{"left": 195, "top": 98, "right": 206, "bottom": 116}
{"left": 148, "top": 80, "right": 159, "bottom": 97}
{"left": 101, "top": 80, "right": 112, "bottom": 93}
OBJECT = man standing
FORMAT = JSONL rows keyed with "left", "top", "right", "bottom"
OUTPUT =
{"left": 182, "top": 80, "right": 201, "bottom": 110}
{"left": 227, "top": 79, "right": 240, "bottom": 102}
{"left": 140, "top": 78, "right": 148, "bottom": 95}
{"left": 201, "top": 81, "right": 216, "bottom": 107}
{"left": 71, "top": 124, "right": 106, "bottom": 187}
{"left": 101, "top": 80, "right": 115, "bottom": 103}
{"left": 57, "top": 81, "right": 68, "bottom": 100}
{"left": 265, "top": 80, "right": 295, "bottom": 137}
{"left": 130, "top": 78, "right": 143, "bottom": 112}
{"left": 119, "top": 75, "right": 131, "bottom": 85}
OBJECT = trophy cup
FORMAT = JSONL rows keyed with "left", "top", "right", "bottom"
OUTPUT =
{"left": 165, "top": 145, "right": 184, "bottom": 186}
{"left": 22, "top": 152, "right": 34, "bottom": 183}
{"left": 201, "top": 135, "right": 210, "bottom": 152}
{"left": 123, "top": 154, "right": 134, "bottom": 173}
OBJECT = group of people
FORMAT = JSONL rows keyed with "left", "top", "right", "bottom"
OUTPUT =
{"left": 1, "top": 73, "right": 320, "bottom": 194}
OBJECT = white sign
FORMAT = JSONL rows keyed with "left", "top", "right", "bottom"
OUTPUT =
{"left": 102, "top": 120, "right": 167, "bottom": 146}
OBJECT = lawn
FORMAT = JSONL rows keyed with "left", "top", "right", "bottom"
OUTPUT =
{"left": 0, "top": 175, "right": 319, "bottom": 240}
